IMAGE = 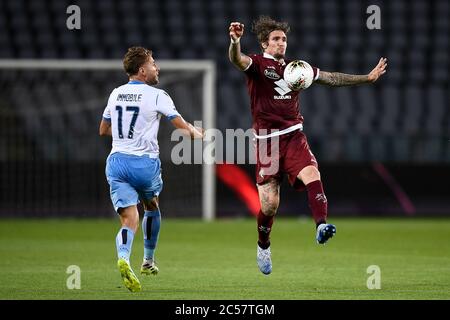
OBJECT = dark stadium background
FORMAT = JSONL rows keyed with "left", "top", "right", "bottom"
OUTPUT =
{"left": 0, "top": 0, "right": 448, "bottom": 218}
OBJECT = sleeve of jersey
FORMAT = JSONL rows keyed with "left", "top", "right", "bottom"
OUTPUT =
{"left": 102, "top": 94, "right": 112, "bottom": 122}
{"left": 243, "top": 54, "right": 258, "bottom": 75}
{"left": 156, "top": 91, "right": 181, "bottom": 120}
{"left": 312, "top": 67, "right": 320, "bottom": 81}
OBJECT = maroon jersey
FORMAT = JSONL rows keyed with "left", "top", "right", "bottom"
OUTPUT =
{"left": 244, "top": 53, "right": 319, "bottom": 133}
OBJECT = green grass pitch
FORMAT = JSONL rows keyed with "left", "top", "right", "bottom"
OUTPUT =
{"left": 0, "top": 217, "right": 449, "bottom": 300}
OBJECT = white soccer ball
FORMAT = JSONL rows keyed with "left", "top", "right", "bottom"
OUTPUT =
{"left": 283, "top": 60, "right": 314, "bottom": 91}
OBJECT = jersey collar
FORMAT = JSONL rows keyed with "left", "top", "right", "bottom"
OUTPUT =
{"left": 263, "top": 53, "right": 286, "bottom": 66}
{"left": 128, "top": 80, "right": 145, "bottom": 84}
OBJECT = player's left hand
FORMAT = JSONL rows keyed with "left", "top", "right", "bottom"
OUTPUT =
{"left": 368, "top": 57, "right": 388, "bottom": 82}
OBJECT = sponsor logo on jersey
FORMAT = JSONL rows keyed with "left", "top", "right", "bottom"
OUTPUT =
{"left": 264, "top": 68, "right": 281, "bottom": 80}
{"left": 273, "top": 79, "right": 292, "bottom": 98}
{"left": 274, "top": 95, "right": 292, "bottom": 100}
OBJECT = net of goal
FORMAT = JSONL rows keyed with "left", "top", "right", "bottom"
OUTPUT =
{"left": 0, "top": 59, "right": 216, "bottom": 220}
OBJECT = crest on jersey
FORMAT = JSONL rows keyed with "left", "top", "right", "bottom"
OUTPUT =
{"left": 264, "top": 68, "right": 281, "bottom": 80}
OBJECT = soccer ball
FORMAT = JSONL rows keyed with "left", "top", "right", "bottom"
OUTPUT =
{"left": 283, "top": 60, "right": 314, "bottom": 91}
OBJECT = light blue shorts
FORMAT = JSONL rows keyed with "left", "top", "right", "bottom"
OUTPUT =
{"left": 105, "top": 152, "right": 163, "bottom": 213}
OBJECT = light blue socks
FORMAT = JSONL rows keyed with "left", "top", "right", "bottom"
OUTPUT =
{"left": 115, "top": 226, "right": 135, "bottom": 261}
{"left": 142, "top": 210, "right": 161, "bottom": 260}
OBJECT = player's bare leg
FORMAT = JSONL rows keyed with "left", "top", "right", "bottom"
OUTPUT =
{"left": 116, "top": 205, "right": 141, "bottom": 292}
{"left": 298, "top": 166, "right": 336, "bottom": 244}
{"left": 256, "top": 178, "right": 280, "bottom": 275}
{"left": 119, "top": 205, "right": 140, "bottom": 232}
{"left": 140, "top": 196, "right": 160, "bottom": 275}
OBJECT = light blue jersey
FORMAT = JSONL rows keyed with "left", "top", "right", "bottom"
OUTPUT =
{"left": 103, "top": 80, "right": 178, "bottom": 212}
{"left": 102, "top": 80, "right": 180, "bottom": 158}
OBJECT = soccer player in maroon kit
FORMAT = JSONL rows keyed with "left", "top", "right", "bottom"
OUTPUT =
{"left": 229, "top": 16, "right": 387, "bottom": 275}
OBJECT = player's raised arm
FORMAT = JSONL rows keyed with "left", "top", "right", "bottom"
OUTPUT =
{"left": 316, "top": 57, "right": 388, "bottom": 87}
{"left": 228, "top": 22, "right": 252, "bottom": 71}
{"left": 170, "top": 116, "right": 204, "bottom": 139}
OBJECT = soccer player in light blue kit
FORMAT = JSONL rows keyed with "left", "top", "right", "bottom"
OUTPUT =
{"left": 99, "top": 47, "right": 204, "bottom": 292}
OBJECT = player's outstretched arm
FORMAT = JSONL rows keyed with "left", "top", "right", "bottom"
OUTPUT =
{"left": 171, "top": 116, "right": 204, "bottom": 139}
{"left": 228, "top": 22, "right": 252, "bottom": 71}
{"left": 99, "top": 119, "right": 112, "bottom": 136}
{"left": 316, "top": 57, "right": 387, "bottom": 87}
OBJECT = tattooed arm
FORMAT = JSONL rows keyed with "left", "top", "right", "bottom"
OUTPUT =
{"left": 316, "top": 71, "right": 370, "bottom": 86}
{"left": 316, "top": 57, "right": 387, "bottom": 87}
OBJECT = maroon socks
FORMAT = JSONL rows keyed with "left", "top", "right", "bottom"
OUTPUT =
{"left": 257, "top": 210, "right": 274, "bottom": 249}
{"left": 306, "top": 180, "right": 328, "bottom": 226}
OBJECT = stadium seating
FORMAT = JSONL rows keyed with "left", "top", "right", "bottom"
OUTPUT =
{"left": 0, "top": 0, "right": 449, "bottom": 217}
{"left": 0, "top": 0, "right": 448, "bottom": 162}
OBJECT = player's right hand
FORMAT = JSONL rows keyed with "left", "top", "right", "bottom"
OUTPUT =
{"left": 229, "top": 22, "right": 244, "bottom": 41}
{"left": 193, "top": 126, "right": 205, "bottom": 139}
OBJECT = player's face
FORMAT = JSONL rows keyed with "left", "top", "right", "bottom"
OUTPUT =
{"left": 264, "top": 30, "right": 287, "bottom": 59}
{"left": 140, "top": 57, "right": 160, "bottom": 85}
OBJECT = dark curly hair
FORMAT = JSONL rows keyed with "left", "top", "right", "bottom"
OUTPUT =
{"left": 123, "top": 47, "right": 153, "bottom": 76}
{"left": 252, "top": 16, "right": 290, "bottom": 51}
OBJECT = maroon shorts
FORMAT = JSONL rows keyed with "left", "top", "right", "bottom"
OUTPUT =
{"left": 255, "top": 130, "right": 318, "bottom": 191}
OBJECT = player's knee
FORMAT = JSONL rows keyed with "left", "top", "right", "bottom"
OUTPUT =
{"left": 118, "top": 207, "right": 140, "bottom": 232}
{"left": 121, "top": 216, "right": 139, "bottom": 233}
{"left": 143, "top": 197, "right": 159, "bottom": 211}
{"left": 299, "top": 166, "right": 321, "bottom": 184}
{"left": 261, "top": 199, "right": 279, "bottom": 216}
